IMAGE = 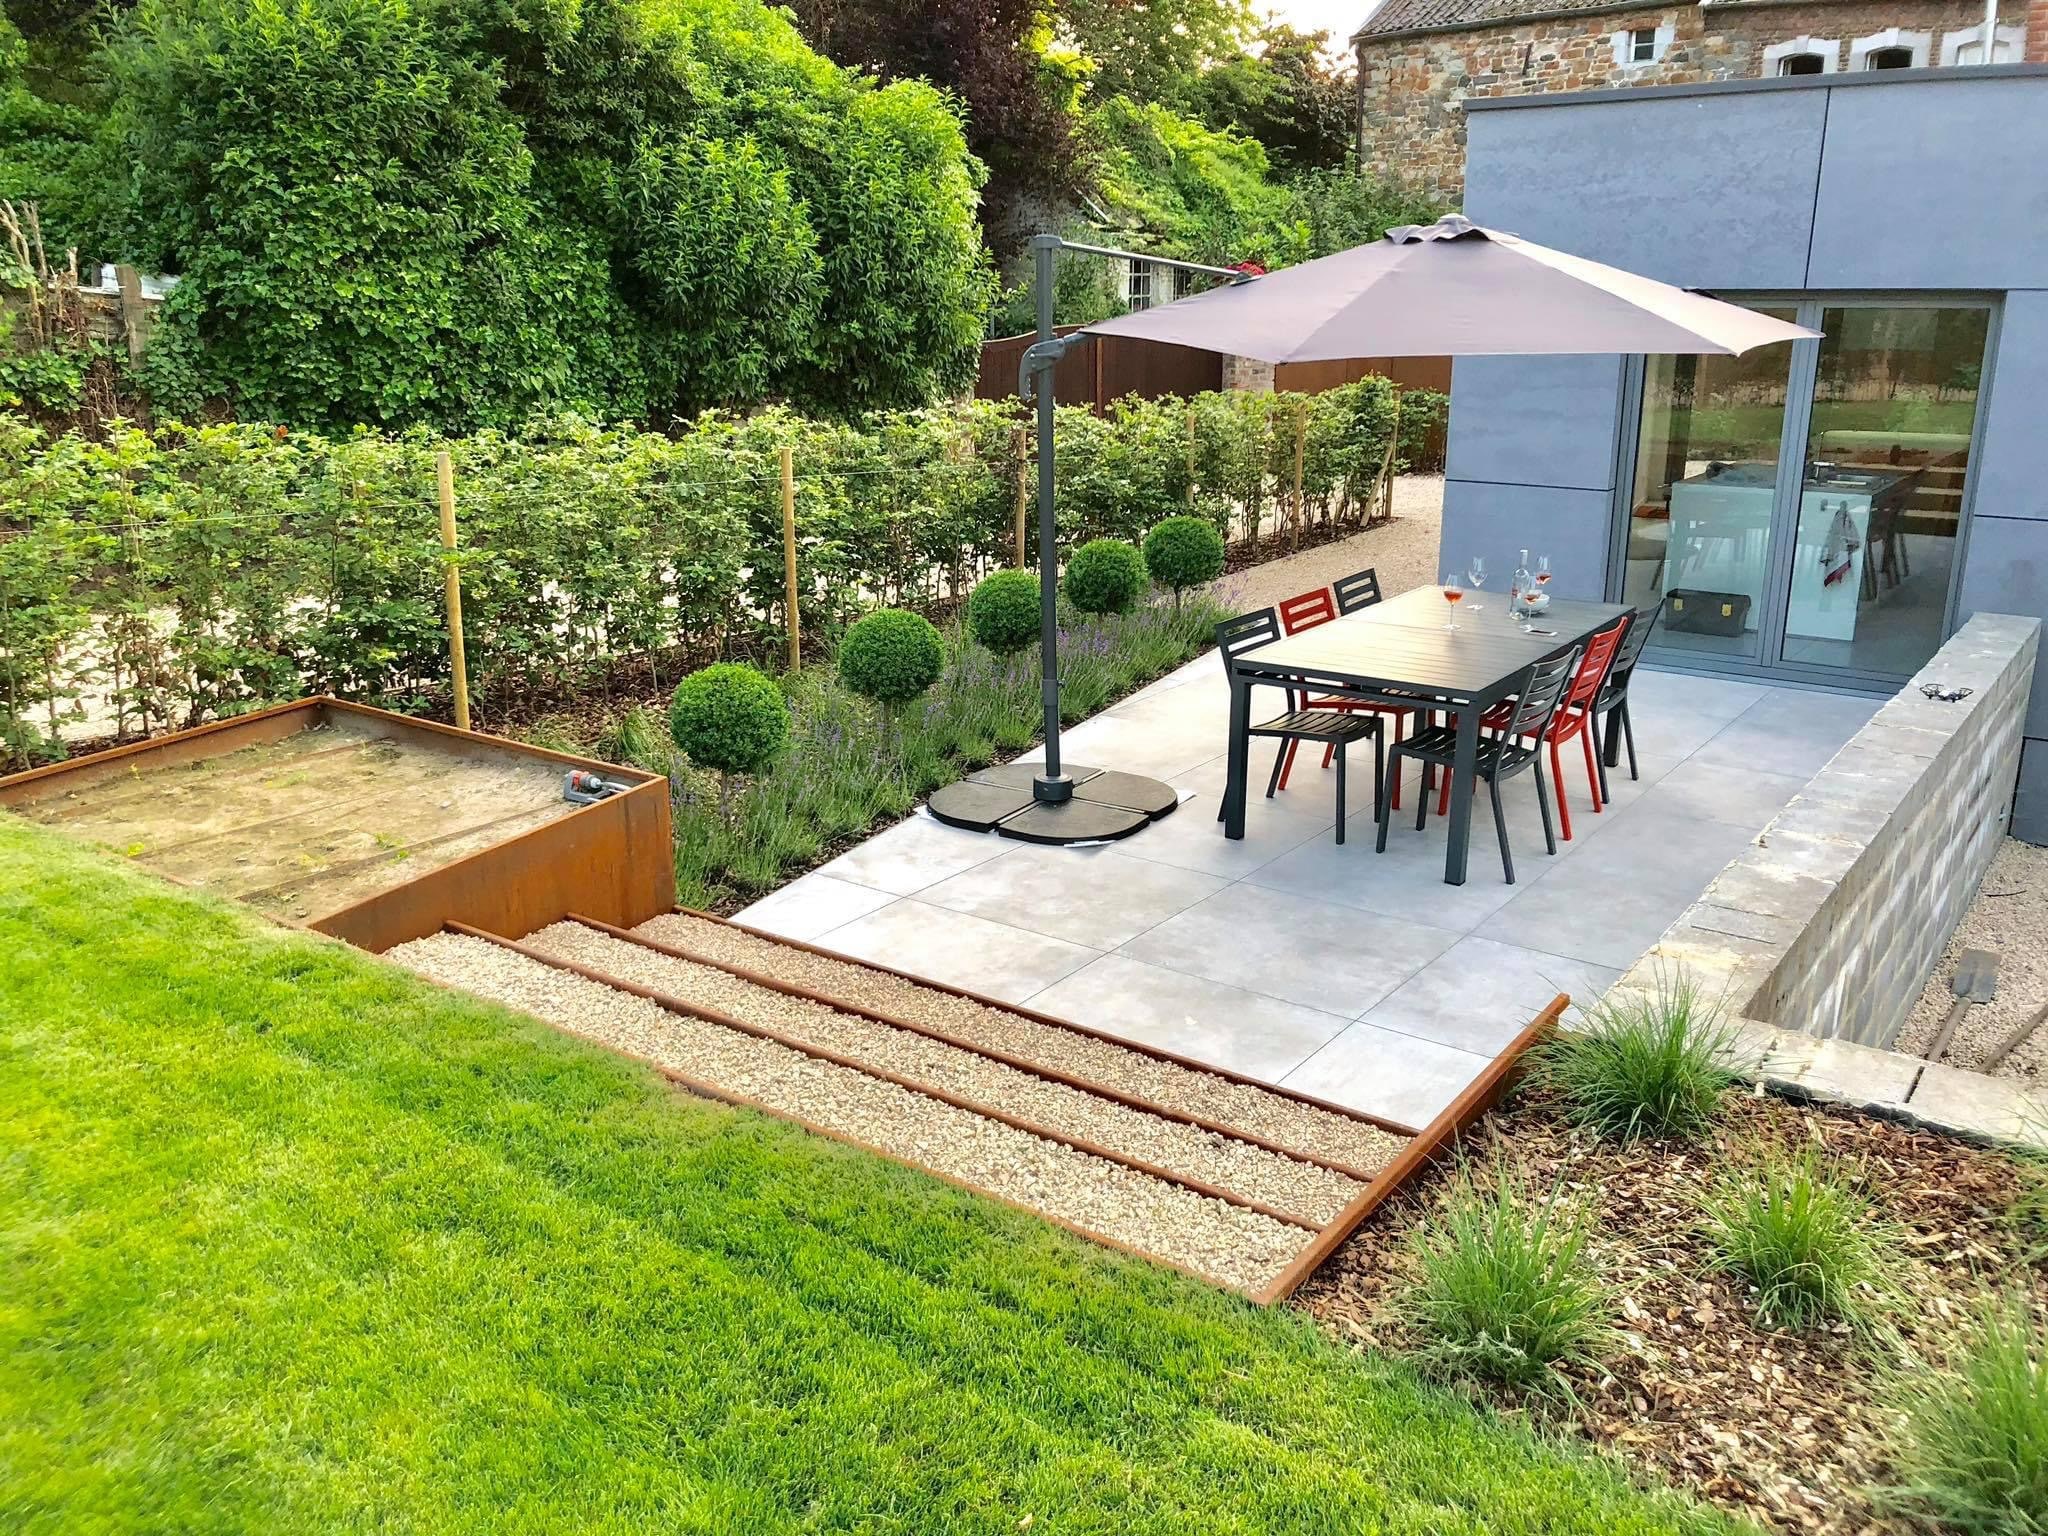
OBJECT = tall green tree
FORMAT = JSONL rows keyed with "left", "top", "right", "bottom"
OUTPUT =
{"left": 1059, "top": 0, "right": 1253, "bottom": 105}
{"left": 100, "top": 0, "right": 996, "bottom": 431}
{"left": 1182, "top": 24, "right": 1357, "bottom": 172}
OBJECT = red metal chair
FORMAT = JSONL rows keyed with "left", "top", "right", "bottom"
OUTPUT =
{"left": 1274, "top": 585, "right": 1417, "bottom": 806}
{"left": 1434, "top": 614, "right": 1631, "bottom": 840}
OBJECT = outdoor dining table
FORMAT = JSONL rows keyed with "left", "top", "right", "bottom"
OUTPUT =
{"left": 1220, "top": 586, "right": 1634, "bottom": 885}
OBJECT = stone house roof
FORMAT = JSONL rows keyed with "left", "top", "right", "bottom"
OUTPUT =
{"left": 1353, "top": 0, "right": 1642, "bottom": 39}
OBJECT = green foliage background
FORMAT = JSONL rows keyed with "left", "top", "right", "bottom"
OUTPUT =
{"left": 67, "top": 0, "right": 995, "bottom": 432}
{"left": 0, "top": 376, "right": 1429, "bottom": 766}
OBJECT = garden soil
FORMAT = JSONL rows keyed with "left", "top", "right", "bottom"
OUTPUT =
{"left": 1298, "top": 1086, "right": 2046, "bottom": 1536}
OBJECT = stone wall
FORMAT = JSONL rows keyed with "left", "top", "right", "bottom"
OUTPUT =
{"left": 1614, "top": 612, "right": 2039, "bottom": 1051}
{"left": 1357, "top": 1, "right": 2035, "bottom": 199}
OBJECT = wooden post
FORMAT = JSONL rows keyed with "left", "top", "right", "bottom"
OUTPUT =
{"left": 1290, "top": 404, "right": 1307, "bottom": 553}
{"left": 1011, "top": 425, "right": 1030, "bottom": 568}
{"left": 436, "top": 450, "right": 471, "bottom": 732}
{"left": 1380, "top": 392, "right": 1403, "bottom": 525}
{"left": 780, "top": 444, "right": 800, "bottom": 672}
{"left": 1185, "top": 404, "right": 1198, "bottom": 506}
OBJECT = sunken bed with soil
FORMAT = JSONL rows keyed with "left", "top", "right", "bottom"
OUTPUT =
{"left": 1297, "top": 1076, "right": 2047, "bottom": 1535}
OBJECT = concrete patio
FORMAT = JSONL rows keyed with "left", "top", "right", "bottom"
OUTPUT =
{"left": 736, "top": 649, "right": 1880, "bottom": 1129}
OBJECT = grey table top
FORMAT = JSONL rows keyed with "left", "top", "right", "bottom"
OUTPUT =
{"left": 1233, "top": 587, "right": 1631, "bottom": 700}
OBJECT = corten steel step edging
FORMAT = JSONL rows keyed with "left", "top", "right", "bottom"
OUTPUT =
{"left": 568, "top": 913, "right": 1387, "bottom": 1186}
{"left": 396, "top": 938, "right": 1255, "bottom": 1300}
{"left": 1250, "top": 993, "right": 1568, "bottom": 1306}
{"left": 674, "top": 905, "right": 1421, "bottom": 1139}
{"left": 449, "top": 922, "right": 1323, "bottom": 1231}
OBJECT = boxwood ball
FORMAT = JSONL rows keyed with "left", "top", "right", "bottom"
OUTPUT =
{"left": 668, "top": 663, "right": 790, "bottom": 775}
{"left": 966, "top": 569, "right": 1042, "bottom": 654}
{"left": 1063, "top": 538, "right": 1147, "bottom": 615}
{"left": 839, "top": 608, "right": 944, "bottom": 705}
{"left": 1143, "top": 515, "right": 1226, "bottom": 595}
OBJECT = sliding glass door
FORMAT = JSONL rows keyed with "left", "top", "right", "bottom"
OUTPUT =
{"left": 1620, "top": 297, "right": 1993, "bottom": 686}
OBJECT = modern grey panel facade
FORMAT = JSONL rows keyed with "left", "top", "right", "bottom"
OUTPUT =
{"left": 1441, "top": 65, "right": 2048, "bottom": 840}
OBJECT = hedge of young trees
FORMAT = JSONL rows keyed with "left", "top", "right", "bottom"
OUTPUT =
{"left": 0, "top": 378, "right": 1440, "bottom": 765}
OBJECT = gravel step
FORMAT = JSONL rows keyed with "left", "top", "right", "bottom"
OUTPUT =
{"left": 522, "top": 920, "right": 1361, "bottom": 1225}
{"left": 635, "top": 911, "right": 1409, "bottom": 1174}
{"left": 388, "top": 931, "right": 1308, "bottom": 1293}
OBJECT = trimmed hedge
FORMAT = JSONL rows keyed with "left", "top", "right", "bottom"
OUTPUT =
{"left": 1063, "top": 539, "right": 1147, "bottom": 615}
{"left": 839, "top": 609, "right": 944, "bottom": 705}
{"left": 966, "top": 569, "right": 1043, "bottom": 655}
{"left": 1143, "top": 515, "right": 1226, "bottom": 602}
{"left": 668, "top": 663, "right": 790, "bottom": 776}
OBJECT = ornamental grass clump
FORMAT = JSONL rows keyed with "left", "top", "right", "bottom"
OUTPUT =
{"left": 1701, "top": 1142, "right": 1886, "bottom": 1330}
{"left": 1887, "top": 1297, "right": 2048, "bottom": 1535}
{"left": 1399, "top": 1160, "right": 1613, "bottom": 1399}
{"left": 1063, "top": 538, "right": 1147, "bottom": 616}
{"left": 1537, "top": 970, "right": 1739, "bottom": 1143}
{"left": 1142, "top": 515, "right": 1225, "bottom": 608}
{"left": 668, "top": 663, "right": 790, "bottom": 825}
{"left": 965, "top": 569, "right": 1041, "bottom": 654}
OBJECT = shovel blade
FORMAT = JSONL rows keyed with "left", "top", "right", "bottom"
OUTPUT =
{"left": 1954, "top": 947, "right": 2000, "bottom": 1004}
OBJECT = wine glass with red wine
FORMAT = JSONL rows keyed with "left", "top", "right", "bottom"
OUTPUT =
{"left": 1440, "top": 572, "right": 1465, "bottom": 630}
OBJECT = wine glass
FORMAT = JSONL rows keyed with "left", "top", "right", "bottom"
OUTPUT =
{"left": 1440, "top": 571, "right": 1465, "bottom": 630}
{"left": 1465, "top": 556, "right": 1486, "bottom": 611}
{"left": 1534, "top": 554, "right": 1553, "bottom": 590}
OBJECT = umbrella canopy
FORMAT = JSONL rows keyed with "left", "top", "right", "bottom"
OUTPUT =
{"left": 1082, "top": 215, "right": 1817, "bottom": 360}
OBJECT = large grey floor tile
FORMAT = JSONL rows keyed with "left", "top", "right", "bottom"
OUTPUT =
{"left": 1113, "top": 792, "right": 1330, "bottom": 880}
{"left": 1279, "top": 1019, "right": 1492, "bottom": 1130}
{"left": 1014, "top": 691, "right": 1232, "bottom": 781}
{"left": 735, "top": 874, "right": 896, "bottom": 942}
{"left": 1359, "top": 936, "right": 1620, "bottom": 1055}
{"left": 1025, "top": 954, "right": 1355, "bottom": 1082}
{"left": 816, "top": 898, "right": 1101, "bottom": 1004}
{"left": 1689, "top": 687, "right": 1878, "bottom": 779}
{"left": 814, "top": 811, "right": 1008, "bottom": 896}
{"left": 1638, "top": 757, "right": 1811, "bottom": 830}
{"left": 1473, "top": 804, "right": 1760, "bottom": 969}
{"left": 918, "top": 842, "right": 1226, "bottom": 950}
{"left": 1120, "top": 882, "right": 1459, "bottom": 1014}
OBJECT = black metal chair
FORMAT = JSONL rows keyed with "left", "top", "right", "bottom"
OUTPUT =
{"left": 1215, "top": 608, "right": 1383, "bottom": 844}
{"left": 1376, "top": 647, "right": 1579, "bottom": 883}
{"left": 1333, "top": 567, "right": 1385, "bottom": 615}
{"left": 1594, "top": 597, "right": 1662, "bottom": 798}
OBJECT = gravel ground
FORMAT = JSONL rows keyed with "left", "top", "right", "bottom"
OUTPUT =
{"left": 522, "top": 921, "right": 1360, "bottom": 1223}
{"left": 390, "top": 931, "right": 1308, "bottom": 1292}
{"left": 1896, "top": 837, "right": 2048, "bottom": 1081}
{"left": 637, "top": 911, "right": 1409, "bottom": 1174}
{"left": 1210, "top": 474, "right": 1444, "bottom": 615}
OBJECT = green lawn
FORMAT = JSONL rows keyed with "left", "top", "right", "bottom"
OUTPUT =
{"left": 0, "top": 818, "right": 1725, "bottom": 1535}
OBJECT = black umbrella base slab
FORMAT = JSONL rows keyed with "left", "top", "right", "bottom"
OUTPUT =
{"left": 927, "top": 764, "right": 1180, "bottom": 846}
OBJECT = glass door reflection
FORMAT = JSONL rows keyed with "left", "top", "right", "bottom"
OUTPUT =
{"left": 1776, "top": 304, "right": 1989, "bottom": 677}
{"left": 1622, "top": 308, "right": 1800, "bottom": 661}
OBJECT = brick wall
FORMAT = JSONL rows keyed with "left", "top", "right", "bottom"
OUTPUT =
{"left": 1611, "top": 613, "right": 2039, "bottom": 1050}
{"left": 1358, "top": 1, "right": 2034, "bottom": 199}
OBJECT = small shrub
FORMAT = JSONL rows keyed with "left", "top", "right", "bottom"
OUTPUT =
{"left": 966, "top": 569, "right": 1042, "bottom": 654}
{"left": 1142, "top": 515, "right": 1226, "bottom": 607}
{"left": 1537, "top": 970, "right": 1738, "bottom": 1143}
{"left": 838, "top": 608, "right": 944, "bottom": 707}
{"left": 1888, "top": 1298, "right": 2048, "bottom": 1535}
{"left": 1399, "top": 1160, "right": 1613, "bottom": 1398}
{"left": 1063, "top": 538, "right": 1147, "bottom": 615}
{"left": 1701, "top": 1143, "right": 1885, "bottom": 1330}
{"left": 669, "top": 663, "right": 789, "bottom": 823}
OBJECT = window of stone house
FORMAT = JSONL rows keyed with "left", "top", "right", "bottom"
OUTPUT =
{"left": 1865, "top": 44, "right": 1915, "bottom": 67}
{"left": 1629, "top": 27, "right": 1657, "bottom": 61}
{"left": 1779, "top": 52, "right": 1827, "bottom": 74}
{"left": 1126, "top": 262, "right": 1154, "bottom": 312}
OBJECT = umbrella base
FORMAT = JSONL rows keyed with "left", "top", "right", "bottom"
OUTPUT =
{"left": 927, "top": 764, "right": 1179, "bottom": 846}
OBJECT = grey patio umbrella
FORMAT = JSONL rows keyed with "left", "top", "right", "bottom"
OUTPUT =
{"left": 1082, "top": 214, "right": 1816, "bottom": 359}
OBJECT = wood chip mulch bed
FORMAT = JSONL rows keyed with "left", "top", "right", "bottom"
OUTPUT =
{"left": 1295, "top": 1085, "right": 2046, "bottom": 1535}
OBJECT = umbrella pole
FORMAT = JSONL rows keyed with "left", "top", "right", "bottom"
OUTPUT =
{"left": 1032, "top": 234, "right": 1071, "bottom": 805}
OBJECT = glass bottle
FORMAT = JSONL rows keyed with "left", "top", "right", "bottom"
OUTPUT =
{"left": 1511, "top": 548, "right": 1532, "bottom": 623}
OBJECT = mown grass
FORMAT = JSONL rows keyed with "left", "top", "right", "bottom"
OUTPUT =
{"left": 0, "top": 819, "right": 1728, "bottom": 1535}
